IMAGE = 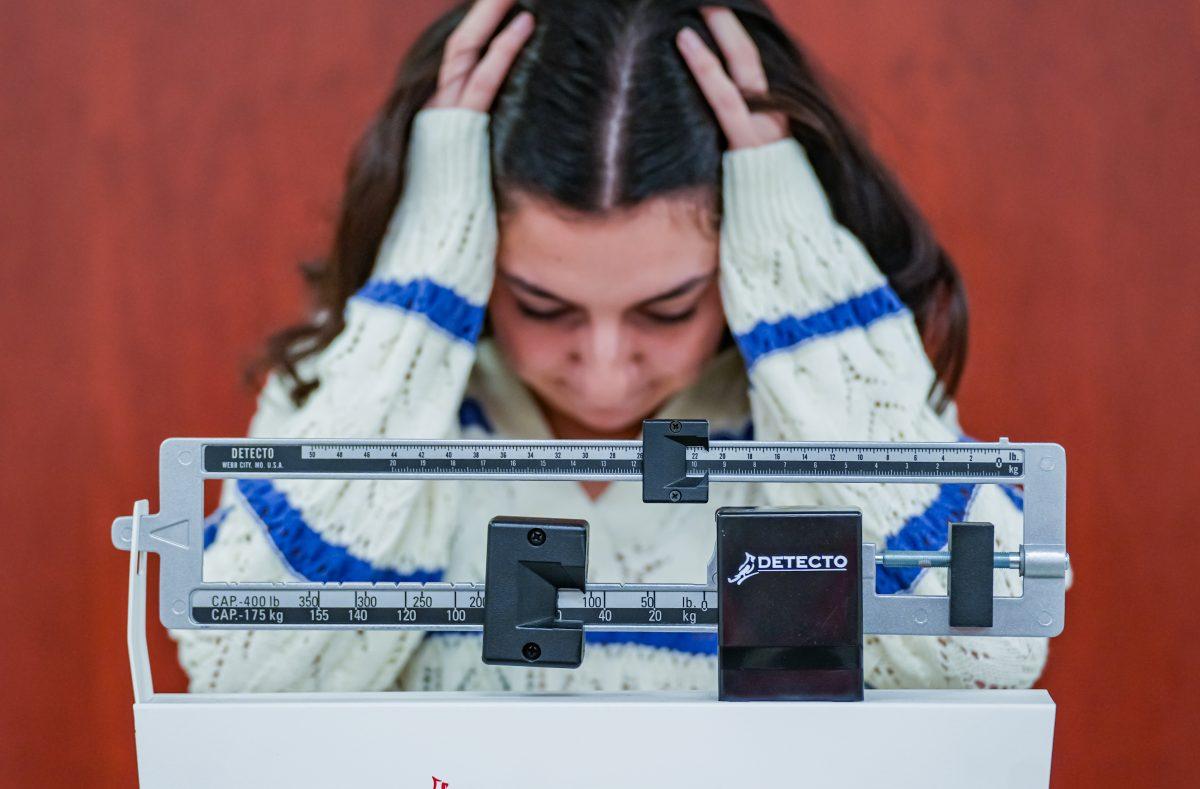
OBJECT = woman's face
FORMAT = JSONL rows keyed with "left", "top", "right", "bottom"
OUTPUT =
{"left": 489, "top": 193, "right": 727, "bottom": 438}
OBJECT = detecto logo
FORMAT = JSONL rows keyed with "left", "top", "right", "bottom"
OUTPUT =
{"left": 727, "top": 551, "right": 849, "bottom": 585}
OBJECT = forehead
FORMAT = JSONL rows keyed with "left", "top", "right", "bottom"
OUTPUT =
{"left": 496, "top": 194, "right": 718, "bottom": 304}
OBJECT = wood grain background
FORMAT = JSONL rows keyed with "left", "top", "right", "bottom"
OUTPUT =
{"left": 2, "top": 1, "right": 1197, "bottom": 785}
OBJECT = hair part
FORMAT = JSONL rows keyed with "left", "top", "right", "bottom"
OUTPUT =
{"left": 254, "top": 0, "right": 968, "bottom": 414}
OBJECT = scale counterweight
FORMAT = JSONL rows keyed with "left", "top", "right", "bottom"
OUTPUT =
{"left": 202, "top": 440, "right": 1025, "bottom": 482}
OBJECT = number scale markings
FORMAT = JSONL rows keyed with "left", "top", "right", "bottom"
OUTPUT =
{"left": 187, "top": 548, "right": 1023, "bottom": 631}
{"left": 190, "top": 584, "right": 719, "bottom": 631}
{"left": 203, "top": 440, "right": 1025, "bottom": 482}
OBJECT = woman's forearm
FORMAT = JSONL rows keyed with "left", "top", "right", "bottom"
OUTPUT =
{"left": 719, "top": 135, "right": 951, "bottom": 445}
{"left": 719, "top": 138, "right": 1049, "bottom": 688}
{"left": 173, "top": 109, "right": 497, "bottom": 693}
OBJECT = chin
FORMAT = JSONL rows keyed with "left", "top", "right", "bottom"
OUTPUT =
{"left": 577, "top": 409, "right": 644, "bottom": 434}
{"left": 551, "top": 397, "right": 648, "bottom": 436}
{"left": 532, "top": 378, "right": 665, "bottom": 436}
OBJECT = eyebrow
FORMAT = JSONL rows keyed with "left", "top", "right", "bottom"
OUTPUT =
{"left": 500, "top": 271, "right": 712, "bottom": 309}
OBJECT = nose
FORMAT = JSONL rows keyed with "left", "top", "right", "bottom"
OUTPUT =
{"left": 573, "top": 320, "right": 639, "bottom": 406}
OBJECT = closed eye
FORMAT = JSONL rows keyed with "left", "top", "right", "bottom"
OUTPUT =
{"left": 643, "top": 306, "right": 698, "bottom": 324}
{"left": 516, "top": 301, "right": 574, "bottom": 321}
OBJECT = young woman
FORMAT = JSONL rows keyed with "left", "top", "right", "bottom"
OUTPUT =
{"left": 177, "top": 0, "right": 1045, "bottom": 693}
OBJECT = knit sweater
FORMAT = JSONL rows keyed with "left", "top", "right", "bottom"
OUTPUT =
{"left": 175, "top": 108, "right": 1047, "bottom": 694}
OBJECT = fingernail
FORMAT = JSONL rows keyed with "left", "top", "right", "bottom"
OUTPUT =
{"left": 677, "top": 27, "right": 700, "bottom": 51}
{"left": 514, "top": 11, "right": 534, "bottom": 31}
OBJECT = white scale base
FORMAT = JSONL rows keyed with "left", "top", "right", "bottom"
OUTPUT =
{"left": 134, "top": 689, "right": 1054, "bottom": 788}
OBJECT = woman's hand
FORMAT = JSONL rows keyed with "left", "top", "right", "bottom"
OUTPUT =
{"left": 425, "top": 0, "right": 535, "bottom": 112}
{"left": 676, "top": 7, "right": 788, "bottom": 150}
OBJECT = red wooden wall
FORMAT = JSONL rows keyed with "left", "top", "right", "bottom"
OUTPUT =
{"left": 2, "top": 1, "right": 1197, "bottom": 785}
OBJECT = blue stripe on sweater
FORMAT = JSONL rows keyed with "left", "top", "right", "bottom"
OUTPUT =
{"left": 733, "top": 285, "right": 907, "bottom": 368}
{"left": 354, "top": 278, "right": 485, "bottom": 344}
{"left": 585, "top": 631, "right": 717, "bottom": 655}
{"left": 458, "top": 396, "right": 494, "bottom": 433}
{"left": 236, "top": 478, "right": 443, "bottom": 584}
{"left": 428, "top": 630, "right": 718, "bottom": 656}
{"left": 203, "top": 506, "right": 231, "bottom": 549}
{"left": 875, "top": 482, "right": 975, "bottom": 595}
{"left": 1000, "top": 483, "right": 1025, "bottom": 512}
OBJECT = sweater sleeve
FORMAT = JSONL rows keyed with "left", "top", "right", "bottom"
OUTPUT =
{"left": 171, "top": 108, "right": 496, "bottom": 692}
{"left": 718, "top": 138, "right": 1048, "bottom": 689}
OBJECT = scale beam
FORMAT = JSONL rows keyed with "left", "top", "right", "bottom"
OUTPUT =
{"left": 199, "top": 437, "right": 1026, "bottom": 484}
{"left": 112, "top": 419, "right": 1067, "bottom": 642}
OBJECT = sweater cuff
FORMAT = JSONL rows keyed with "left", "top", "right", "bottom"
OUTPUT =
{"left": 403, "top": 108, "right": 493, "bottom": 208}
{"left": 369, "top": 108, "right": 496, "bottom": 303}
{"left": 719, "top": 137, "right": 889, "bottom": 334}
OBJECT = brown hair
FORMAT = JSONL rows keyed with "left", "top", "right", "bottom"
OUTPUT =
{"left": 254, "top": 0, "right": 968, "bottom": 413}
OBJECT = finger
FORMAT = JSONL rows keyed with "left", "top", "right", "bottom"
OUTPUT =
{"left": 459, "top": 11, "right": 535, "bottom": 112}
{"left": 699, "top": 6, "right": 768, "bottom": 93}
{"left": 439, "top": 0, "right": 518, "bottom": 90}
{"left": 676, "top": 27, "right": 758, "bottom": 149}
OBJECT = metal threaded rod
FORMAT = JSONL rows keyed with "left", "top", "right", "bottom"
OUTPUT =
{"left": 877, "top": 550, "right": 1021, "bottom": 570}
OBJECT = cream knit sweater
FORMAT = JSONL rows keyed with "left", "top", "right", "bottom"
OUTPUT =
{"left": 175, "top": 109, "right": 1047, "bottom": 694}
